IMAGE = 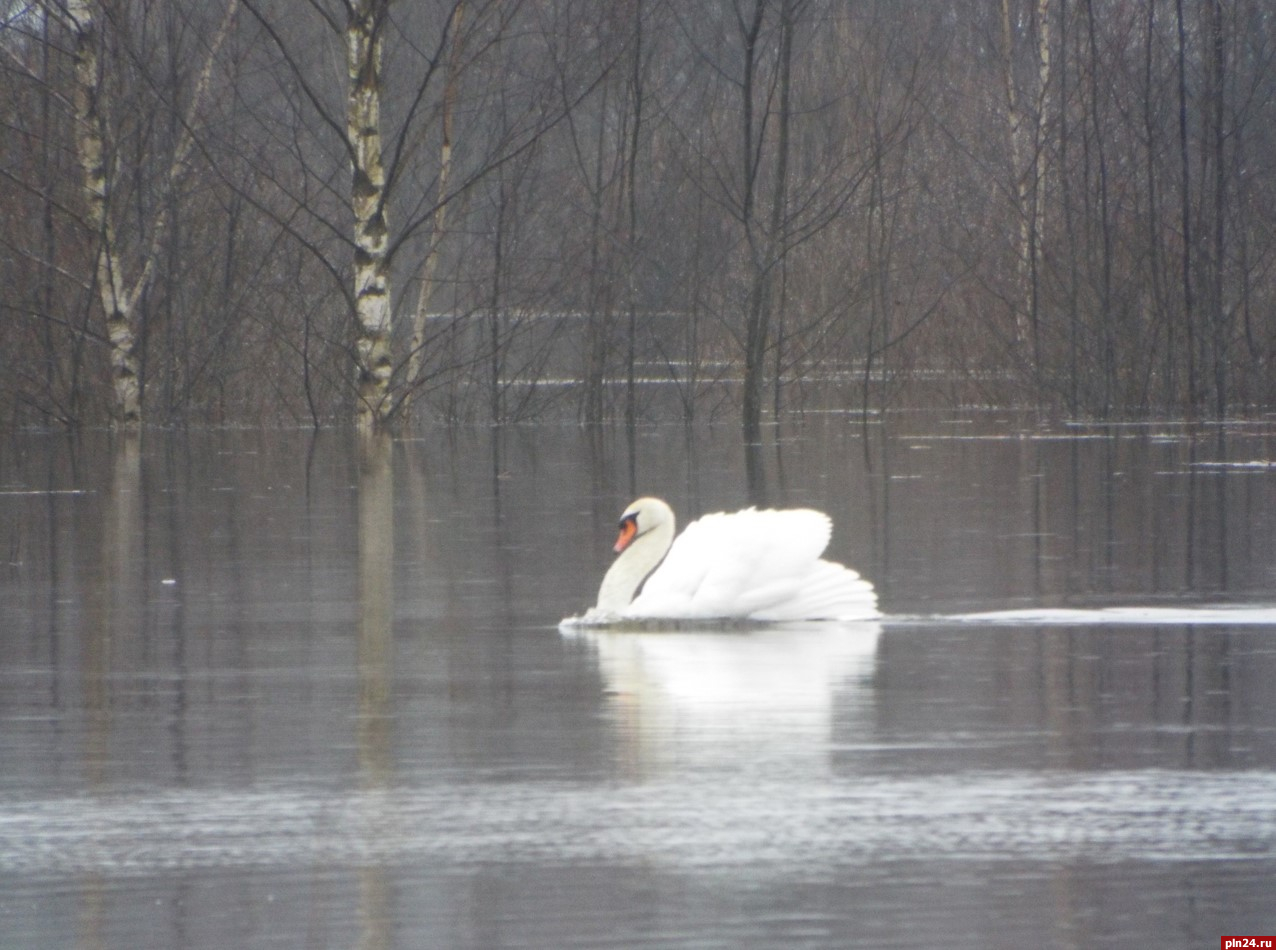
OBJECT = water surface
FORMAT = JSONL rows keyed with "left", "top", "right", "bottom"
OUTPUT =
{"left": 2, "top": 418, "right": 1275, "bottom": 948}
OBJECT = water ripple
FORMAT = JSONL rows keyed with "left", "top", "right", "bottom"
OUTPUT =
{"left": 2, "top": 770, "right": 1273, "bottom": 877}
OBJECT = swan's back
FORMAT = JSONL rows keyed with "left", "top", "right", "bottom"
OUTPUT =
{"left": 626, "top": 507, "right": 877, "bottom": 621}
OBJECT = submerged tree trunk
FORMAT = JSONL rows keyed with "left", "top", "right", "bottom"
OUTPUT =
{"left": 623, "top": 0, "right": 644, "bottom": 431}
{"left": 66, "top": 0, "right": 141, "bottom": 426}
{"left": 767, "top": 0, "right": 793, "bottom": 421}
{"left": 1058, "top": 0, "right": 1081, "bottom": 414}
{"left": 1031, "top": 0, "right": 1050, "bottom": 380}
{"left": 40, "top": 4, "right": 73, "bottom": 423}
{"left": 1001, "top": 0, "right": 1051, "bottom": 385}
{"left": 582, "top": 82, "right": 615, "bottom": 426}
{"left": 1142, "top": 0, "right": 1171, "bottom": 410}
{"left": 64, "top": 0, "right": 235, "bottom": 427}
{"left": 348, "top": 0, "right": 394, "bottom": 432}
{"left": 488, "top": 172, "right": 509, "bottom": 426}
{"left": 406, "top": 1, "right": 466, "bottom": 417}
{"left": 738, "top": 0, "right": 768, "bottom": 445}
{"left": 739, "top": 0, "right": 796, "bottom": 444}
{"left": 1207, "top": 0, "right": 1227, "bottom": 418}
{"left": 1000, "top": 0, "right": 1034, "bottom": 366}
{"left": 1084, "top": 0, "right": 1114, "bottom": 414}
{"left": 1175, "top": 0, "right": 1198, "bottom": 414}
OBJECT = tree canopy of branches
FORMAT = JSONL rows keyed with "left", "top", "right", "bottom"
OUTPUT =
{"left": 1, "top": 0, "right": 1273, "bottom": 430}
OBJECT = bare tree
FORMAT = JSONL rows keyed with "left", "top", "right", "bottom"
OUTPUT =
{"left": 405, "top": 0, "right": 466, "bottom": 418}
{"left": 57, "top": 0, "right": 236, "bottom": 426}
{"left": 1174, "top": 0, "right": 1199, "bottom": 413}
{"left": 235, "top": 0, "right": 614, "bottom": 429}
{"left": 1205, "top": 0, "right": 1228, "bottom": 417}
{"left": 1000, "top": 0, "right": 1051, "bottom": 382}
{"left": 5, "top": 0, "right": 1276, "bottom": 428}
{"left": 672, "top": 0, "right": 873, "bottom": 440}
{"left": 343, "top": 0, "right": 397, "bottom": 431}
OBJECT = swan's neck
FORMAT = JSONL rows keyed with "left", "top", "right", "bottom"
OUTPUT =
{"left": 594, "top": 519, "right": 675, "bottom": 612}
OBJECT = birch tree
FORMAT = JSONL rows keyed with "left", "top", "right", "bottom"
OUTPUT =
{"left": 63, "top": 0, "right": 138, "bottom": 424}
{"left": 235, "top": 0, "right": 611, "bottom": 430}
{"left": 238, "top": 0, "right": 467, "bottom": 430}
{"left": 346, "top": 0, "right": 393, "bottom": 430}
{"left": 6, "top": 0, "right": 1276, "bottom": 427}
{"left": 59, "top": 0, "right": 235, "bottom": 426}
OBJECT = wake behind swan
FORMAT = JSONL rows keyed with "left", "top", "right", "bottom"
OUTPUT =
{"left": 936, "top": 605, "right": 1276, "bottom": 626}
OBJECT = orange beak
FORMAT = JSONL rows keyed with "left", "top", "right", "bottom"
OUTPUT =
{"left": 614, "top": 516, "right": 637, "bottom": 553}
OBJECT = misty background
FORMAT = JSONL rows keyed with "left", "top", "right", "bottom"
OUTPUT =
{"left": 1, "top": 0, "right": 1273, "bottom": 432}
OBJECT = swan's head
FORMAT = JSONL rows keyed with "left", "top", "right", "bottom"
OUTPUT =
{"left": 591, "top": 497, "right": 678, "bottom": 615}
{"left": 614, "top": 497, "right": 675, "bottom": 553}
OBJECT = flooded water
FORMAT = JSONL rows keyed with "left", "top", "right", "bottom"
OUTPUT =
{"left": 2, "top": 416, "right": 1276, "bottom": 948}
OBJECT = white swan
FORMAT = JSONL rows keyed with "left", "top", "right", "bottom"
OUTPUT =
{"left": 565, "top": 497, "right": 879, "bottom": 624}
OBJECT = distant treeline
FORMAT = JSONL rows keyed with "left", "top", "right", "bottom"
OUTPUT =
{"left": 1, "top": 0, "right": 1272, "bottom": 431}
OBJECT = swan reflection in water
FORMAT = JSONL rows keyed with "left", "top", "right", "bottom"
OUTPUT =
{"left": 563, "top": 621, "right": 882, "bottom": 775}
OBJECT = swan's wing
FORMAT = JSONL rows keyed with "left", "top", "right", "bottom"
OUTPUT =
{"left": 749, "top": 560, "right": 878, "bottom": 621}
{"left": 627, "top": 508, "right": 857, "bottom": 619}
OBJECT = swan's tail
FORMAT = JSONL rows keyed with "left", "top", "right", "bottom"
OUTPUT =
{"left": 751, "top": 560, "right": 880, "bottom": 622}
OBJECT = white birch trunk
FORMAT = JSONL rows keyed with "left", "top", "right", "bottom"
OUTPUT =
{"left": 66, "top": 0, "right": 141, "bottom": 425}
{"left": 63, "top": 0, "right": 236, "bottom": 426}
{"left": 347, "top": 1, "right": 394, "bottom": 431}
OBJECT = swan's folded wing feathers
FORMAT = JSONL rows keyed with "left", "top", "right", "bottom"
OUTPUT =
{"left": 629, "top": 515, "right": 718, "bottom": 606}
{"left": 630, "top": 507, "right": 840, "bottom": 619}
{"left": 751, "top": 560, "right": 877, "bottom": 621}
{"left": 627, "top": 512, "right": 735, "bottom": 616}
{"left": 689, "top": 508, "right": 827, "bottom": 613}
